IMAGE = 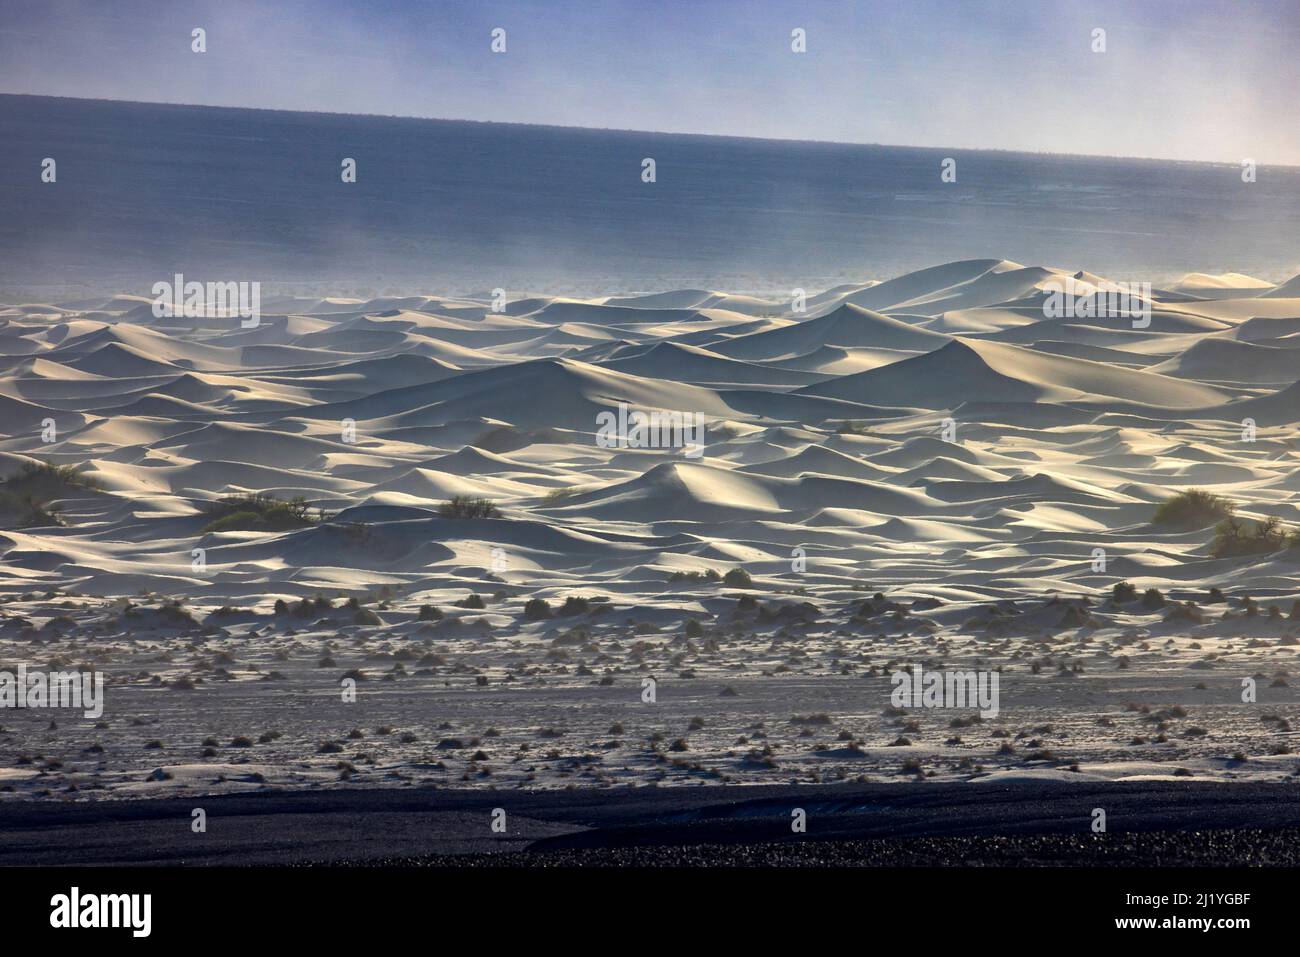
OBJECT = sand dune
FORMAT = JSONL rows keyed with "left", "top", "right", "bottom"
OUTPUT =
{"left": 4, "top": 258, "right": 1300, "bottom": 798}
{"left": 710, "top": 302, "right": 947, "bottom": 360}
{"left": 602, "top": 341, "right": 828, "bottom": 387}
{"left": 800, "top": 337, "right": 1229, "bottom": 408}
{"left": 1150, "top": 338, "right": 1300, "bottom": 383}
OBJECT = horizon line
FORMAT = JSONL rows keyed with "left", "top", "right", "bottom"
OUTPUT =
{"left": 5, "top": 91, "right": 1296, "bottom": 170}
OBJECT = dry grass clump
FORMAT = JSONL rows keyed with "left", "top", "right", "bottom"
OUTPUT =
{"left": 1210, "top": 515, "right": 1300, "bottom": 558}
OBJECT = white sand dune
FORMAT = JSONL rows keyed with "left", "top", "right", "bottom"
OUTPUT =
{"left": 4, "top": 259, "right": 1300, "bottom": 797}
{"left": 1170, "top": 271, "right": 1276, "bottom": 297}
{"left": 710, "top": 302, "right": 948, "bottom": 360}
{"left": 1149, "top": 337, "right": 1300, "bottom": 383}
{"left": 602, "top": 341, "right": 829, "bottom": 387}
{"left": 799, "top": 337, "right": 1229, "bottom": 409}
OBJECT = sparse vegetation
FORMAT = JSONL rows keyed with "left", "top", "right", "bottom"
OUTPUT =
{"left": 523, "top": 597, "right": 553, "bottom": 620}
{"left": 723, "top": 567, "right": 754, "bottom": 588}
{"left": 201, "top": 493, "right": 331, "bottom": 533}
{"left": 438, "top": 496, "right": 501, "bottom": 519}
{"left": 1112, "top": 581, "right": 1138, "bottom": 604}
{"left": 1152, "top": 489, "right": 1235, "bottom": 529}
{"left": 1209, "top": 515, "right": 1300, "bottom": 558}
{"left": 557, "top": 595, "right": 592, "bottom": 616}
{"left": 668, "top": 568, "right": 721, "bottom": 583}
{"left": 0, "top": 460, "right": 103, "bottom": 529}
{"left": 1141, "top": 588, "right": 1165, "bottom": 610}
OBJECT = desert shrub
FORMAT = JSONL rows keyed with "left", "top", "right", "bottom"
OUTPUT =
{"left": 523, "top": 597, "right": 553, "bottom": 620}
{"left": 292, "top": 596, "right": 330, "bottom": 618}
{"left": 1152, "top": 489, "right": 1235, "bottom": 528}
{"left": 668, "top": 568, "right": 721, "bottom": 583}
{"left": 723, "top": 567, "right": 754, "bottom": 588}
{"left": 1141, "top": 588, "right": 1165, "bottom": 610}
{"left": 557, "top": 596, "right": 591, "bottom": 616}
{"left": 418, "top": 604, "right": 443, "bottom": 621}
{"left": 1112, "top": 581, "right": 1138, "bottom": 603}
{"left": 201, "top": 493, "right": 330, "bottom": 533}
{"left": 438, "top": 496, "right": 501, "bottom": 519}
{"left": 2, "top": 460, "right": 102, "bottom": 496}
{"left": 0, "top": 460, "right": 103, "bottom": 529}
{"left": 1210, "top": 515, "right": 1299, "bottom": 558}
{"left": 456, "top": 593, "right": 486, "bottom": 609}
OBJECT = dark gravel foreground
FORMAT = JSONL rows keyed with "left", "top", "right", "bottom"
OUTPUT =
{"left": 357, "top": 828, "right": 1300, "bottom": 867}
{"left": 5, "top": 779, "right": 1300, "bottom": 866}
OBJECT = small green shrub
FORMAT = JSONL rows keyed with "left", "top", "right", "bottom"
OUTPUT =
{"left": 557, "top": 596, "right": 591, "bottom": 616}
{"left": 201, "top": 493, "right": 330, "bottom": 533}
{"left": 1153, "top": 489, "right": 1235, "bottom": 528}
{"left": 438, "top": 496, "right": 501, "bottom": 519}
{"left": 1112, "top": 581, "right": 1138, "bottom": 603}
{"left": 723, "top": 568, "right": 754, "bottom": 588}
{"left": 523, "top": 597, "right": 553, "bottom": 620}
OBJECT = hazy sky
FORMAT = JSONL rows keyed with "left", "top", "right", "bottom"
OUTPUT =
{"left": 1, "top": 0, "right": 1296, "bottom": 164}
